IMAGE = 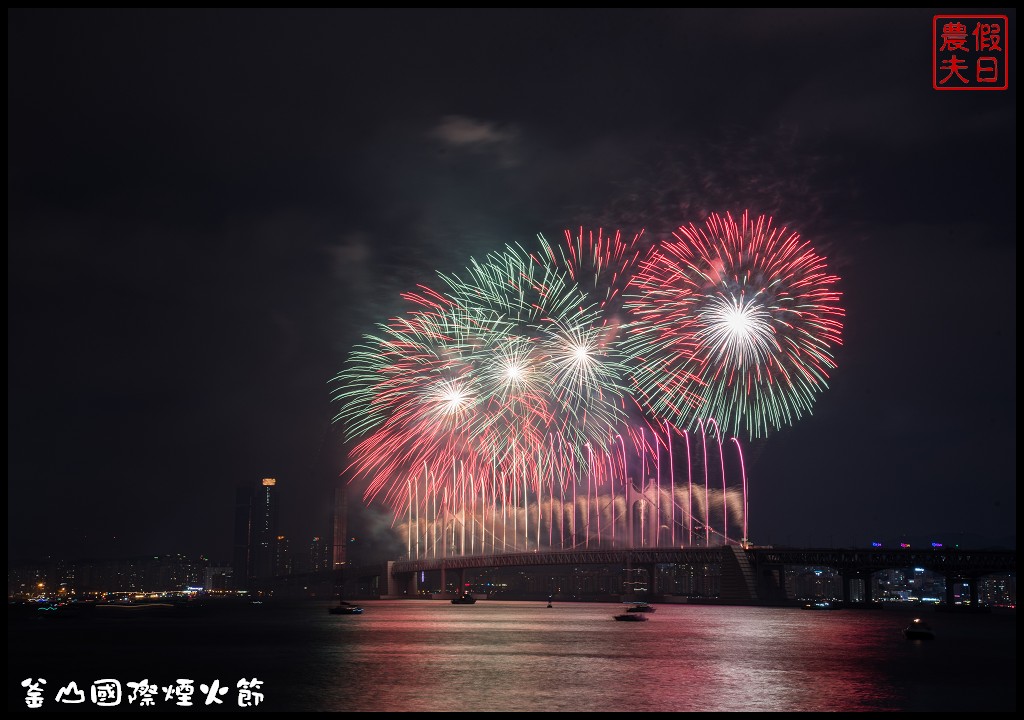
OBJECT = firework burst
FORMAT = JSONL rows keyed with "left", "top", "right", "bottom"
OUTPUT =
{"left": 625, "top": 210, "right": 844, "bottom": 439}
{"left": 332, "top": 241, "right": 634, "bottom": 512}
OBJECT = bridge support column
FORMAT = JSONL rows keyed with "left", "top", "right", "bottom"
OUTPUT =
{"left": 386, "top": 561, "right": 419, "bottom": 597}
{"left": 756, "top": 563, "right": 787, "bottom": 603}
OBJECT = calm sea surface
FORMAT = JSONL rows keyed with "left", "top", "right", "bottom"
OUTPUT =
{"left": 8, "top": 600, "right": 1016, "bottom": 712}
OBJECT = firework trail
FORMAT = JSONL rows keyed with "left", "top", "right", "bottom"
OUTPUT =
{"left": 625, "top": 210, "right": 844, "bottom": 439}
{"left": 537, "top": 227, "right": 645, "bottom": 317}
{"left": 332, "top": 240, "right": 634, "bottom": 514}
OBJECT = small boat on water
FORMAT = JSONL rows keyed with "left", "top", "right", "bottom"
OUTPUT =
{"left": 802, "top": 600, "right": 836, "bottom": 610}
{"left": 451, "top": 593, "right": 477, "bottom": 605}
{"left": 903, "top": 617, "right": 934, "bottom": 640}
{"left": 614, "top": 613, "right": 648, "bottom": 622}
{"left": 22, "top": 599, "right": 98, "bottom": 618}
{"left": 626, "top": 602, "right": 655, "bottom": 613}
{"left": 329, "top": 601, "right": 364, "bottom": 615}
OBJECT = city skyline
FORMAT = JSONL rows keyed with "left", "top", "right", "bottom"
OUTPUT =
{"left": 9, "top": 543, "right": 1015, "bottom": 610}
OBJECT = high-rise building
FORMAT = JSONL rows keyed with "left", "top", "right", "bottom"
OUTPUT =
{"left": 251, "top": 478, "right": 279, "bottom": 579}
{"left": 273, "top": 535, "right": 292, "bottom": 577}
{"left": 232, "top": 484, "right": 254, "bottom": 590}
{"left": 332, "top": 485, "right": 347, "bottom": 570}
{"left": 310, "top": 536, "right": 327, "bottom": 572}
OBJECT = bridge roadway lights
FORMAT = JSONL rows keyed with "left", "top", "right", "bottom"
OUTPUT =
{"left": 386, "top": 548, "right": 1014, "bottom": 603}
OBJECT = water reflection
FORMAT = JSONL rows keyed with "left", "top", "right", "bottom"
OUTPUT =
{"left": 301, "top": 601, "right": 1014, "bottom": 712}
{"left": 8, "top": 600, "right": 1015, "bottom": 712}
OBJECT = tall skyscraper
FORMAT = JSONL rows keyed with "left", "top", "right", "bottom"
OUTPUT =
{"left": 273, "top": 535, "right": 291, "bottom": 577}
{"left": 231, "top": 484, "right": 254, "bottom": 590}
{"left": 310, "top": 536, "right": 327, "bottom": 572}
{"left": 332, "top": 485, "right": 347, "bottom": 570}
{"left": 251, "top": 478, "right": 279, "bottom": 580}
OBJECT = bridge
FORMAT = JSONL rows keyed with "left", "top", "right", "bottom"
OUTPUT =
{"left": 383, "top": 546, "right": 1017, "bottom": 606}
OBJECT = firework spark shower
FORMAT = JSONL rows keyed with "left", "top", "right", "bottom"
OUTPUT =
{"left": 626, "top": 211, "right": 845, "bottom": 440}
{"left": 333, "top": 212, "right": 843, "bottom": 551}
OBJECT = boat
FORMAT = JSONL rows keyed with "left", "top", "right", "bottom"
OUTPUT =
{"left": 329, "top": 605, "right": 363, "bottom": 615}
{"left": 802, "top": 600, "right": 836, "bottom": 610}
{"left": 24, "top": 599, "right": 98, "bottom": 619}
{"left": 936, "top": 603, "right": 992, "bottom": 614}
{"left": 96, "top": 597, "right": 193, "bottom": 617}
{"left": 626, "top": 602, "right": 655, "bottom": 613}
{"left": 903, "top": 618, "right": 934, "bottom": 640}
{"left": 451, "top": 593, "right": 477, "bottom": 605}
{"left": 329, "top": 601, "right": 364, "bottom": 615}
{"left": 613, "top": 613, "right": 648, "bottom": 621}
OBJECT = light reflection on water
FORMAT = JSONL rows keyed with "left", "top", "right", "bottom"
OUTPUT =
{"left": 301, "top": 601, "right": 1014, "bottom": 712}
{"left": 8, "top": 600, "right": 1015, "bottom": 712}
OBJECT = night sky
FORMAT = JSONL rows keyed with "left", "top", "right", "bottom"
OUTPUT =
{"left": 8, "top": 9, "right": 1016, "bottom": 565}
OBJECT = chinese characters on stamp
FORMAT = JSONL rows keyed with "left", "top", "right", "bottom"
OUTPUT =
{"left": 934, "top": 15, "right": 1008, "bottom": 90}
